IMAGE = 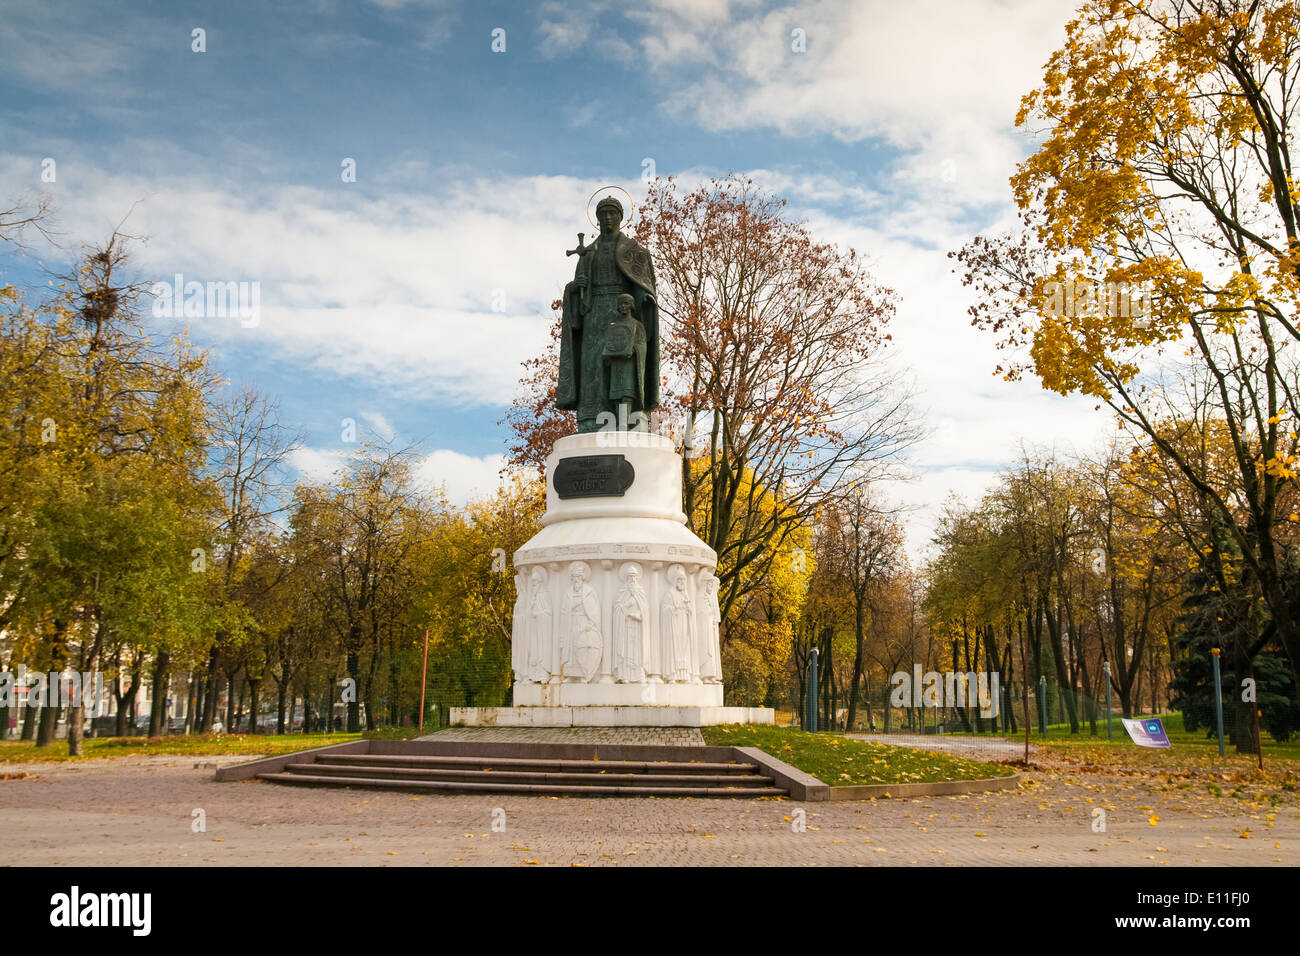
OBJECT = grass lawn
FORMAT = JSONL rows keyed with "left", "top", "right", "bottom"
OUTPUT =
{"left": 1033, "top": 713, "right": 1300, "bottom": 780}
{"left": 702, "top": 723, "right": 1014, "bottom": 786}
{"left": 935, "top": 712, "right": 1300, "bottom": 784}
{"left": 0, "top": 726, "right": 422, "bottom": 764}
{"left": 966, "top": 711, "right": 1299, "bottom": 754}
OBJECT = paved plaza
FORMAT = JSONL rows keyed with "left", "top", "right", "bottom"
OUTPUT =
{"left": 1, "top": 749, "right": 1293, "bottom": 866}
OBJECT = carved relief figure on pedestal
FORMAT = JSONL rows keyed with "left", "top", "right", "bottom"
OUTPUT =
{"left": 612, "top": 562, "right": 649, "bottom": 682}
{"left": 511, "top": 571, "right": 528, "bottom": 683}
{"left": 560, "top": 561, "right": 603, "bottom": 682}
{"left": 696, "top": 570, "right": 723, "bottom": 684}
{"left": 526, "top": 566, "right": 554, "bottom": 683}
{"left": 660, "top": 564, "right": 696, "bottom": 683}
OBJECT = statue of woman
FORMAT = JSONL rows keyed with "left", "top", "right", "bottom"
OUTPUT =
{"left": 612, "top": 562, "right": 649, "bottom": 682}
{"left": 557, "top": 196, "right": 660, "bottom": 433}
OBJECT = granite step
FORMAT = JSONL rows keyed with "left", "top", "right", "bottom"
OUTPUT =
{"left": 257, "top": 770, "right": 787, "bottom": 798}
{"left": 312, "top": 753, "right": 759, "bottom": 775}
{"left": 283, "top": 761, "right": 776, "bottom": 787}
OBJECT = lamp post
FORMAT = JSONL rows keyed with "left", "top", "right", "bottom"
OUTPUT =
{"left": 806, "top": 647, "right": 819, "bottom": 734}
{"left": 1039, "top": 676, "right": 1048, "bottom": 739}
{"left": 1211, "top": 648, "right": 1224, "bottom": 758}
{"left": 418, "top": 629, "right": 430, "bottom": 735}
{"left": 1103, "top": 660, "right": 1112, "bottom": 741}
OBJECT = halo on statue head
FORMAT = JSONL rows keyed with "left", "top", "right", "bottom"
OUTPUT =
{"left": 586, "top": 185, "right": 636, "bottom": 228}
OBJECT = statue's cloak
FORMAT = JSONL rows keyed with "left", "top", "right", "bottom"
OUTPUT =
{"left": 557, "top": 233, "right": 659, "bottom": 414}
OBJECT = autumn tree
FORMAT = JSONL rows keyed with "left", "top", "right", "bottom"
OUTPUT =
{"left": 864, "top": 568, "right": 931, "bottom": 731}
{"left": 1, "top": 232, "right": 217, "bottom": 753}
{"left": 1084, "top": 440, "right": 1192, "bottom": 718}
{"left": 814, "top": 486, "right": 906, "bottom": 730}
{"left": 956, "top": 0, "right": 1300, "bottom": 704}
{"left": 289, "top": 444, "right": 432, "bottom": 731}
{"left": 410, "top": 475, "right": 544, "bottom": 713}
{"left": 191, "top": 387, "right": 299, "bottom": 732}
{"left": 636, "top": 175, "right": 922, "bottom": 632}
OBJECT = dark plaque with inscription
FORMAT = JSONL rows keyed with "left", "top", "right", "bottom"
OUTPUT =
{"left": 553, "top": 454, "right": 635, "bottom": 499}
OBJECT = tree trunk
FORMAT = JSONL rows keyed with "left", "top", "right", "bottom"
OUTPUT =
{"left": 67, "top": 702, "right": 85, "bottom": 755}
{"left": 346, "top": 653, "right": 360, "bottom": 733}
{"left": 845, "top": 595, "right": 865, "bottom": 732}
{"left": 194, "top": 672, "right": 207, "bottom": 731}
{"left": 364, "top": 649, "right": 380, "bottom": 731}
{"left": 0, "top": 658, "right": 8, "bottom": 740}
{"left": 114, "top": 681, "right": 132, "bottom": 736}
{"left": 38, "top": 621, "right": 69, "bottom": 747}
{"left": 124, "top": 663, "right": 144, "bottom": 734}
{"left": 301, "top": 666, "right": 313, "bottom": 735}
{"left": 1000, "top": 636, "right": 1017, "bottom": 734}
{"left": 387, "top": 630, "right": 400, "bottom": 728}
{"left": 1230, "top": 647, "right": 1259, "bottom": 754}
{"left": 1149, "top": 644, "right": 1158, "bottom": 715}
{"left": 1020, "top": 618, "right": 1032, "bottom": 762}
{"left": 67, "top": 649, "right": 100, "bottom": 757}
{"left": 200, "top": 645, "right": 220, "bottom": 731}
{"left": 149, "top": 651, "right": 170, "bottom": 737}
{"left": 36, "top": 703, "right": 59, "bottom": 748}
{"left": 276, "top": 679, "right": 288, "bottom": 735}
{"left": 248, "top": 678, "right": 261, "bottom": 733}
{"left": 184, "top": 672, "right": 197, "bottom": 734}
{"left": 1043, "top": 603, "right": 1080, "bottom": 732}
{"left": 225, "top": 670, "right": 240, "bottom": 733}
{"left": 21, "top": 701, "right": 39, "bottom": 740}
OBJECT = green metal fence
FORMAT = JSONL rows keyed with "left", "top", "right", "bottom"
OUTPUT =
{"left": 770, "top": 670, "right": 1132, "bottom": 739}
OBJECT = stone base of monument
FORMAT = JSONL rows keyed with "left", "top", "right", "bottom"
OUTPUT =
{"left": 450, "top": 705, "right": 773, "bottom": 727}
{"left": 468, "top": 429, "right": 773, "bottom": 728}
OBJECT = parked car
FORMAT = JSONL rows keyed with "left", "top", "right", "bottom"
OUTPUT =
{"left": 89, "top": 715, "right": 119, "bottom": 737}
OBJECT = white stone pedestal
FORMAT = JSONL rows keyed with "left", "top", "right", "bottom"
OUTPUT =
{"left": 451, "top": 705, "right": 777, "bottom": 728}
{"left": 452, "top": 431, "right": 773, "bottom": 728}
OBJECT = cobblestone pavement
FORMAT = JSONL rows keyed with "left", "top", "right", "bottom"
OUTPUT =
{"left": 848, "top": 733, "right": 1035, "bottom": 760}
{"left": 415, "top": 727, "right": 706, "bottom": 746}
{"left": 1, "top": 755, "right": 1294, "bottom": 866}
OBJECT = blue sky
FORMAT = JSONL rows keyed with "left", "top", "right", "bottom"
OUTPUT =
{"left": 0, "top": 0, "right": 1109, "bottom": 554}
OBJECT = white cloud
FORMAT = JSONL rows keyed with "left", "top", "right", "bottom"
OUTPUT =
{"left": 363, "top": 0, "right": 459, "bottom": 47}
{"left": 630, "top": 0, "right": 1075, "bottom": 210}
{"left": 881, "top": 466, "right": 1000, "bottom": 562}
{"left": 538, "top": 1, "right": 597, "bottom": 57}
{"left": 288, "top": 445, "right": 350, "bottom": 484}
{"left": 360, "top": 411, "right": 398, "bottom": 443}
{"left": 742, "top": 171, "right": 1118, "bottom": 561}
{"left": 289, "top": 444, "right": 506, "bottom": 508}
{"left": 0, "top": 152, "right": 606, "bottom": 406}
{"left": 537, "top": 1, "right": 637, "bottom": 62}
{"left": 0, "top": 2, "right": 161, "bottom": 95}
{"left": 415, "top": 449, "right": 508, "bottom": 504}
{"left": 4, "top": 148, "right": 1122, "bottom": 562}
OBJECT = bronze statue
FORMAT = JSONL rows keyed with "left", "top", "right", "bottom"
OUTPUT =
{"left": 557, "top": 196, "right": 659, "bottom": 432}
{"left": 604, "top": 293, "right": 647, "bottom": 412}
